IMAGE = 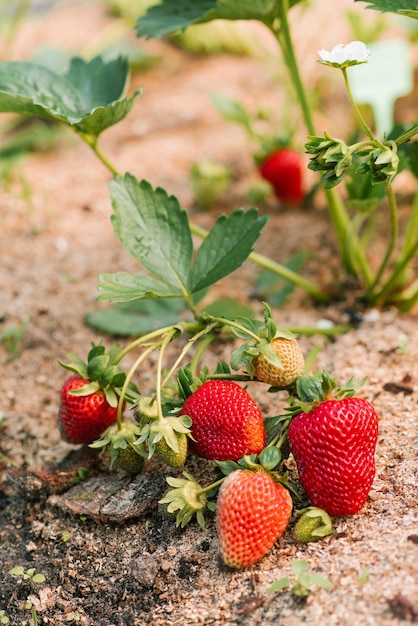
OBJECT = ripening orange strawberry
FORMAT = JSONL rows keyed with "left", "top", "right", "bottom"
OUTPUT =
{"left": 253, "top": 337, "right": 304, "bottom": 387}
{"left": 216, "top": 469, "right": 293, "bottom": 568}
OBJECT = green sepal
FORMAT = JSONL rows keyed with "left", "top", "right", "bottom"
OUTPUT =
{"left": 59, "top": 342, "right": 139, "bottom": 404}
{"left": 293, "top": 507, "right": 334, "bottom": 543}
{"left": 290, "top": 370, "right": 367, "bottom": 413}
{"left": 89, "top": 420, "right": 147, "bottom": 472}
{"left": 159, "top": 471, "right": 210, "bottom": 528}
{"left": 259, "top": 446, "right": 281, "bottom": 471}
{"left": 86, "top": 354, "right": 110, "bottom": 381}
{"left": 58, "top": 354, "right": 88, "bottom": 378}
{"left": 68, "top": 381, "right": 100, "bottom": 396}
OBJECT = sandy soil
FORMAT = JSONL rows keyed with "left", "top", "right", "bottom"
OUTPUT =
{"left": 0, "top": 1, "right": 417, "bottom": 624}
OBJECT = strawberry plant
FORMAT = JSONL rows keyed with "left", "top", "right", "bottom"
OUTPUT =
{"left": 137, "top": 0, "right": 418, "bottom": 310}
{"left": 268, "top": 559, "right": 334, "bottom": 597}
{"left": 0, "top": 0, "right": 400, "bottom": 571}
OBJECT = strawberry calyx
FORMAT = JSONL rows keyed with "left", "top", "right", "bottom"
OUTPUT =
{"left": 253, "top": 133, "right": 294, "bottom": 167}
{"left": 228, "top": 303, "right": 298, "bottom": 378}
{"left": 286, "top": 369, "right": 367, "bottom": 416}
{"left": 216, "top": 454, "right": 299, "bottom": 503}
{"left": 293, "top": 507, "right": 334, "bottom": 543}
{"left": 89, "top": 420, "right": 145, "bottom": 469}
{"left": 59, "top": 343, "right": 139, "bottom": 406}
{"left": 134, "top": 395, "right": 192, "bottom": 461}
{"left": 159, "top": 471, "right": 218, "bottom": 528}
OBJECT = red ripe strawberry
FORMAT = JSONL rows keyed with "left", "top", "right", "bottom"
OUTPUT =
{"left": 288, "top": 397, "right": 379, "bottom": 516}
{"left": 181, "top": 380, "right": 266, "bottom": 461}
{"left": 58, "top": 374, "right": 119, "bottom": 444}
{"left": 258, "top": 148, "right": 305, "bottom": 204}
{"left": 216, "top": 469, "right": 293, "bottom": 568}
{"left": 57, "top": 344, "right": 138, "bottom": 445}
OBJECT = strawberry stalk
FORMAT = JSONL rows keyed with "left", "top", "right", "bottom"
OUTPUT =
{"left": 272, "top": 0, "right": 371, "bottom": 281}
{"left": 115, "top": 342, "right": 158, "bottom": 430}
{"left": 160, "top": 323, "right": 219, "bottom": 388}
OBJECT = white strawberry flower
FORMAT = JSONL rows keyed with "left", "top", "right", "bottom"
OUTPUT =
{"left": 318, "top": 41, "right": 369, "bottom": 69}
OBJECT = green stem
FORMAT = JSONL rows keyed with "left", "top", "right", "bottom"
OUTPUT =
{"left": 273, "top": 3, "right": 370, "bottom": 279}
{"left": 161, "top": 323, "right": 218, "bottom": 388}
{"left": 190, "top": 222, "right": 328, "bottom": 302}
{"left": 116, "top": 321, "right": 200, "bottom": 364}
{"left": 342, "top": 68, "right": 379, "bottom": 143}
{"left": 268, "top": 418, "right": 291, "bottom": 450}
{"left": 189, "top": 333, "right": 216, "bottom": 377}
{"left": 400, "top": 191, "right": 418, "bottom": 261}
{"left": 371, "top": 237, "right": 418, "bottom": 305}
{"left": 365, "top": 181, "right": 398, "bottom": 301}
{"left": 116, "top": 343, "right": 157, "bottom": 428}
{"left": 287, "top": 324, "right": 350, "bottom": 336}
{"left": 155, "top": 329, "right": 179, "bottom": 421}
{"left": 388, "top": 279, "right": 418, "bottom": 311}
{"left": 199, "top": 476, "right": 226, "bottom": 496}
{"left": 76, "top": 130, "right": 121, "bottom": 176}
{"left": 206, "top": 315, "right": 262, "bottom": 343}
{"left": 274, "top": 1, "right": 315, "bottom": 135}
{"left": 249, "top": 250, "right": 330, "bottom": 302}
{"left": 396, "top": 123, "right": 418, "bottom": 146}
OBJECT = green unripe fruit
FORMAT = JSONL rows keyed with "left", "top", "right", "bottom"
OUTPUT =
{"left": 113, "top": 445, "right": 145, "bottom": 475}
{"left": 155, "top": 433, "right": 188, "bottom": 468}
{"left": 293, "top": 507, "right": 333, "bottom": 543}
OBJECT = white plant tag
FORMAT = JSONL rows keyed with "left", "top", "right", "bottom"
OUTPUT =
{"left": 349, "top": 39, "right": 413, "bottom": 137}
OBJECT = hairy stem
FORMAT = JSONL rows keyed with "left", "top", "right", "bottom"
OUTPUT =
{"left": 273, "top": 2, "right": 369, "bottom": 279}
{"left": 116, "top": 343, "right": 157, "bottom": 429}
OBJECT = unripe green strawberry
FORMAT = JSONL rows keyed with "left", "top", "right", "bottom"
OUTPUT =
{"left": 181, "top": 380, "right": 266, "bottom": 461}
{"left": 293, "top": 507, "right": 333, "bottom": 543}
{"left": 113, "top": 444, "right": 145, "bottom": 475}
{"left": 155, "top": 432, "right": 188, "bottom": 468}
{"left": 216, "top": 469, "right": 293, "bottom": 568}
{"left": 253, "top": 337, "right": 304, "bottom": 387}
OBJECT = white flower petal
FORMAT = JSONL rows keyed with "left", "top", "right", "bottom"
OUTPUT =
{"left": 317, "top": 40, "right": 369, "bottom": 65}
{"left": 318, "top": 48, "right": 331, "bottom": 61}
{"left": 345, "top": 40, "right": 369, "bottom": 62}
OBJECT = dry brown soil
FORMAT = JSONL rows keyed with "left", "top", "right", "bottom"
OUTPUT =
{"left": 0, "top": 1, "right": 417, "bottom": 624}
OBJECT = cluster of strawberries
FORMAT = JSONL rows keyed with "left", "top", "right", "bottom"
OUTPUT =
{"left": 58, "top": 331, "right": 379, "bottom": 569}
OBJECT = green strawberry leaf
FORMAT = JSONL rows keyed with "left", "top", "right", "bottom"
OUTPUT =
{"left": 259, "top": 446, "right": 281, "bottom": 470}
{"left": 0, "top": 57, "right": 141, "bottom": 139}
{"left": 210, "top": 92, "right": 254, "bottom": 136}
{"left": 229, "top": 341, "right": 259, "bottom": 372}
{"left": 292, "top": 559, "right": 309, "bottom": 576}
{"left": 188, "top": 208, "right": 267, "bottom": 293}
{"left": 58, "top": 354, "right": 88, "bottom": 378}
{"left": 97, "top": 272, "right": 186, "bottom": 302}
{"left": 200, "top": 297, "right": 254, "bottom": 320}
{"left": 85, "top": 299, "right": 187, "bottom": 336}
{"left": 215, "top": 460, "right": 242, "bottom": 476}
{"left": 109, "top": 174, "right": 193, "bottom": 292}
{"left": 354, "top": 0, "right": 418, "bottom": 15}
{"left": 137, "top": 0, "right": 304, "bottom": 39}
